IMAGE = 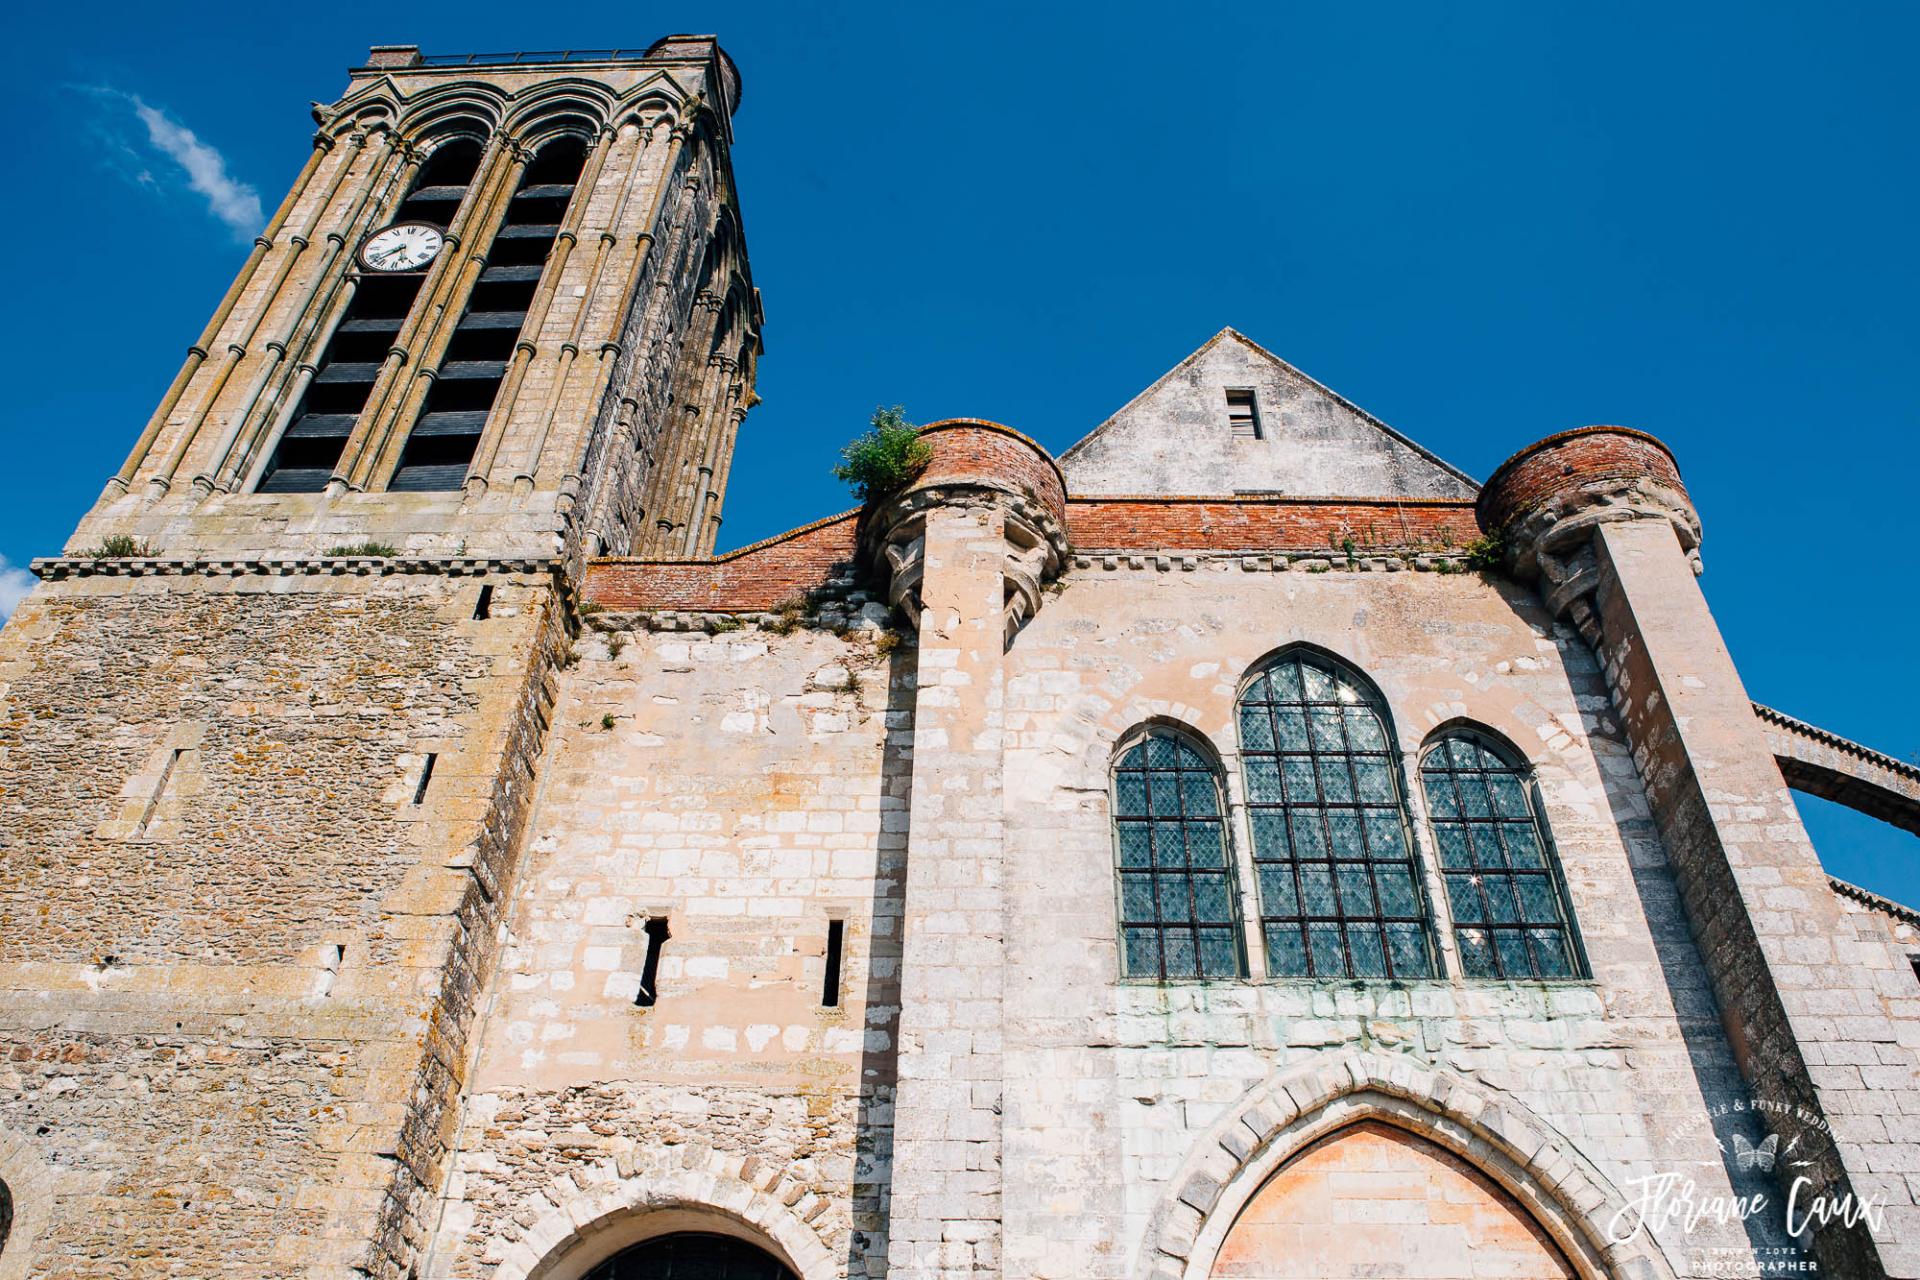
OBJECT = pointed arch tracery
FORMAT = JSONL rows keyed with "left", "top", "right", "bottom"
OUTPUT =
{"left": 1234, "top": 646, "right": 1436, "bottom": 979}
{"left": 1140, "top": 1050, "right": 1680, "bottom": 1280}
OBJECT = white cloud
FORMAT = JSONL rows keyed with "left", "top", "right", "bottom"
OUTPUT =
{"left": 0, "top": 557, "right": 35, "bottom": 624}
{"left": 80, "top": 87, "right": 261, "bottom": 240}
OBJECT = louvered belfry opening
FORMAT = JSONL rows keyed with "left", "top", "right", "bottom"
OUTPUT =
{"left": 390, "top": 136, "right": 588, "bottom": 492}
{"left": 258, "top": 139, "right": 484, "bottom": 493}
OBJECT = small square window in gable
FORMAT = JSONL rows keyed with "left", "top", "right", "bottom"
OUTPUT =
{"left": 1225, "top": 388, "right": 1262, "bottom": 440}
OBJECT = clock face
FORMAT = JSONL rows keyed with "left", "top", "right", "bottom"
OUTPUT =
{"left": 360, "top": 222, "right": 444, "bottom": 272}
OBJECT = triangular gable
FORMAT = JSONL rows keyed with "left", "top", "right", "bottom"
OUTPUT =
{"left": 1059, "top": 329, "right": 1478, "bottom": 499}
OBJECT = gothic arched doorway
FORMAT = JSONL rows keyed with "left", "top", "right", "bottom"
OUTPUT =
{"left": 1211, "top": 1121, "right": 1576, "bottom": 1279}
{"left": 582, "top": 1232, "right": 797, "bottom": 1280}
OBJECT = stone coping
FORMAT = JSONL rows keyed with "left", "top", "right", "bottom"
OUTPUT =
{"left": 1829, "top": 876, "right": 1920, "bottom": 928}
{"left": 1755, "top": 701, "right": 1920, "bottom": 783}
{"left": 31, "top": 555, "right": 562, "bottom": 580}
{"left": 1482, "top": 424, "right": 1682, "bottom": 496}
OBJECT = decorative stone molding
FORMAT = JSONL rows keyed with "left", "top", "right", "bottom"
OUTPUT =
{"left": 1137, "top": 1049, "right": 1679, "bottom": 1280}
{"left": 470, "top": 1143, "right": 838, "bottom": 1280}
{"left": 860, "top": 420, "right": 1071, "bottom": 642}
{"left": 1476, "top": 427, "right": 1700, "bottom": 643}
{"left": 30, "top": 555, "right": 561, "bottom": 582}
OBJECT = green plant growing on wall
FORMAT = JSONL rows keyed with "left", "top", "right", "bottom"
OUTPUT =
{"left": 1462, "top": 528, "right": 1509, "bottom": 572}
{"left": 324, "top": 541, "right": 399, "bottom": 558}
{"left": 832, "top": 406, "right": 931, "bottom": 503}
{"left": 81, "top": 535, "right": 159, "bottom": 559}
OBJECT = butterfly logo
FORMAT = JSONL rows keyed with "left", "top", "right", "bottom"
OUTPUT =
{"left": 1733, "top": 1133, "right": 1780, "bottom": 1173}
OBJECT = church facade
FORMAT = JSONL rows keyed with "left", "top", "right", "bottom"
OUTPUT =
{"left": 1, "top": 38, "right": 1917, "bottom": 1280}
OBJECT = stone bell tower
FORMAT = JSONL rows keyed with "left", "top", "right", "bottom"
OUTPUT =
{"left": 0, "top": 41, "right": 758, "bottom": 1280}
{"left": 73, "top": 37, "right": 760, "bottom": 563}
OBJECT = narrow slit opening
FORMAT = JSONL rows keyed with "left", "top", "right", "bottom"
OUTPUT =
{"left": 473, "top": 584, "right": 493, "bottom": 620}
{"left": 412, "top": 753, "right": 437, "bottom": 805}
{"left": 822, "top": 918, "right": 845, "bottom": 1008}
{"left": 635, "top": 917, "right": 670, "bottom": 1007}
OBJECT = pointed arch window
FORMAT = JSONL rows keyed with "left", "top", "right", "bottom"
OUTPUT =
{"left": 259, "top": 137, "right": 484, "bottom": 492}
{"left": 1238, "top": 651, "right": 1435, "bottom": 979}
{"left": 1113, "top": 727, "right": 1245, "bottom": 980}
{"left": 1421, "top": 730, "right": 1585, "bottom": 979}
{"left": 390, "top": 134, "right": 589, "bottom": 490}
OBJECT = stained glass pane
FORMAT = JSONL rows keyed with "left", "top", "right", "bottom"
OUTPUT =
{"left": 1327, "top": 809, "right": 1366, "bottom": 859}
{"left": 1193, "top": 874, "right": 1233, "bottom": 924}
{"left": 1487, "top": 773, "right": 1529, "bottom": 817}
{"left": 1199, "top": 928, "right": 1240, "bottom": 977}
{"left": 1337, "top": 864, "right": 1375, "bottom": 916}
{"left": 1181, "top": 771, "right": 1219, "bottom": 817}
{"left": 1164, "top": 930, "right": 1198, "bottom": 977}
{"left": 1469, "top": 825, "right": 1508, "bottom": 871}
{"left": 1529, "top": 928, "right": 1573, "bottom": 978}
{"left": 1288, "top": 811, "right": 1327, "bottom": 859}
{"left": 1268, "top": 662, "right": 1304, "bottom": 700}
{"left": 1503, "top": 823, "right": 1544, "bottom": 868}
{"left": 1458, "top": 775, "right": 1493, "bottom": 818}
{"left": 1345, "top": 706, "right": 1387, "bottom": 750}
{"left": 1317, "top": 757, "right": 1355, "bottom": 803}
{"left": 1484, "top": 878, "right": 1521, "bottom": 924}
{"left": 1374, "top": 866, "right": 1418, "bottom": 917}
{"left": 1259, "top": 867, "right": 1299, "bottom": 918}
{"left": 1247, "top": 759, "right": 1284, "bottom": 803}
{"left": 1301, "top": 662, "right": 1337, "bottom": 701}
{"left": 1447, "top": 874, "right": 1485, "bottom": 923}
{"left": 1266, "top": 925, "right": 1308, "bottom": 976}
{"left": 1300, "top": 866, "right": 1337, "bottom": 916}
{"left": 1145, "top": 734, "right": 1178, "bottom": 768}
{"left": 1348, "top": 924, "right": 1387, "bottom": 978}
{"left": 1274, "top": 709, "right": 1310, "bottom": 751}
{"left": 1152, "top": 821, "right": 1185, "bottom": 867}
{"left": 1251, "top": 812, "right": 1290, "bottom": 859}
{"left": 1187, "top": 822, "right": 1225, "bottom": 869}
{"left": 1364, "top": 810, "right": 1406, "bottom": 859}
{"left": 1426, "top": 779, "right": 1460, "bottom": 817}
{"left": 1238, "top": 704, "right": 1275, "bottom": 751}
{"left": 1118, "top": 823, "right": 1153, "bottom": 868}
{"left": 1124, "top": 928, "right": 1160, "bottom": 976}
{"left": 1149, "top": 773, "right": 1182, "bottom": 816}
{"left": 1353, "top": 758, "right": 1395, "bottom": 803}
{"left": 1121, "top": 873, "right": 1156, "bottom": 921}
{"left": 1158, "top": 875, "right": 1193, "bottom": 922}
{"left": 1456, "top": 928, "right": 1496, "bottom": 977}
{"left": 1308, "top": 922, "right": 1345, "bottom": 975}
{"left": 1282, "top": 758, "right": 1317, "bottom": 803}
{"left": 1115, "top": 772, "right": 1149, "bottom": 817}
{"left": 1516, "top": 875, "right": 1559, "bottom": 924}
{"left": 1309, "top": 708, "right": 1345, "bottom": 751}
{"left": 1494, "top": 930, "right": 1532, "bottom": 978}
{"left": 1386, "top": 922, "right": 1432, "bottom": 977}
{"left": 1434, "top": 824, "right": 1472, "bottom": 869}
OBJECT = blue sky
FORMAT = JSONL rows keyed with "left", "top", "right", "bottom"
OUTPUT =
{"left": 2, "top": 1, "right": 1915, "bottom": 900}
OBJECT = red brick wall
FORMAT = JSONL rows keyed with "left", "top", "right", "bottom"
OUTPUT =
{"left": 1477, "top": 426, "right": 1686, "bottom": 532}
{"left": 911, "top": 420, "right": 1068, "bottom": 525}
{"left": 1066, "top": 496, "right": 1479, "bottom": 551}
{"left": 585, "top": 511, "right": 860, "bottom": 611}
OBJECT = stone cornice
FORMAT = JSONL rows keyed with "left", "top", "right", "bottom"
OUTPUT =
{"left": 31, "top": 555, "right": 563, "bottom": 581}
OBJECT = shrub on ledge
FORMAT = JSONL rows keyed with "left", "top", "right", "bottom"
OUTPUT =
{"left": 832, "top": 406, "right": 930, "bottom": 503}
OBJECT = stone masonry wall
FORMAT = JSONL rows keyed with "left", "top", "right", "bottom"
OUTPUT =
{"left": 424, "top": 616, "right": 908, "bottom": 1279}
{"left": 994, "top": 562, "right": 1788, "bottom": 1279}
{"left": 0, "top": 569, "right": 558, "bottom": 1279}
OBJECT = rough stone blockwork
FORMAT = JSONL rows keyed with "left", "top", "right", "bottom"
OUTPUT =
{"left": 0, "top": 570, "right": 563, "bottom": 1279}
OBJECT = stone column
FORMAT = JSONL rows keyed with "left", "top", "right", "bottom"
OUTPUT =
{"left": 873, "top": 422, "right": 1069, "bottom": 1279}
{"left": 1482, "top": 427, "right": 1920, "bottom": 1278}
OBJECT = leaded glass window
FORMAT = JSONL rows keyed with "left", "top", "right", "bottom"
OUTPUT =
{"left": 1113, "top": 728, "right": 1244, "bottom": 979}
{"left": 1239, "top": 651, "right": 1434, "bottom": 979}
{"left": 1421, "top": 730, "right": 1584, "bottom": 979}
